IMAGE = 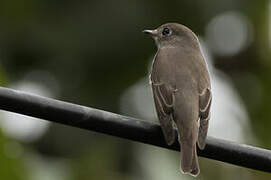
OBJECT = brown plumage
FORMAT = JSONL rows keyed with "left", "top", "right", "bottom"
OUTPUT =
{"left": 143, "top": 23, "right": 212, "bottom": 176}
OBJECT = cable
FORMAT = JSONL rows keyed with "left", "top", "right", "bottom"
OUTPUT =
{"left": 0, "top": 87, "right": 270, "bottom": 172}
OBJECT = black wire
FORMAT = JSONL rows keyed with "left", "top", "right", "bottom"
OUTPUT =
{"left": 0, "top": 87, "right": 270, "bottom": 172}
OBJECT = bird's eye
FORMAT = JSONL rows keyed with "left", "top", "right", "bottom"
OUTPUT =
{"left": 162, "top": 27, "right": 171, "bottom": 36}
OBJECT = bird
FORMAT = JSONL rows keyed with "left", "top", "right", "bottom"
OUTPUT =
{"left": 143, "top": 23, "right": 212, "bottom": 176}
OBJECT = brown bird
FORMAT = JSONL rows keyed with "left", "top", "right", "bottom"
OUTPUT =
{"left": 143, "top": 23, "right": 212, "bottom": 176}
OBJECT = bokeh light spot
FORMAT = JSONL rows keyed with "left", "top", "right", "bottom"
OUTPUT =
{"left": 205, "top": 11, "right": 253, "bottom": 56}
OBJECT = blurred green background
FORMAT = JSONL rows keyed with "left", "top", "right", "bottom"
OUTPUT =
{"left": 0, "top": 0, "right": 271, "bottom": 179}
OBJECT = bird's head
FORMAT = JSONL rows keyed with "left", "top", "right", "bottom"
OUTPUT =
{"left": 143, "top": 23, "right": 199, "bottom": 49}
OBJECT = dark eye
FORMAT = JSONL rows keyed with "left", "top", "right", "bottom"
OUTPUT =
{"left": 162, "top": 27, "right": 171, "bottom": 36}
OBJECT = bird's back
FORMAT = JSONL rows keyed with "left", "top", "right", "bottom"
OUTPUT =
{"left": 151, "top": 46, "right": 210, "bottom": 93}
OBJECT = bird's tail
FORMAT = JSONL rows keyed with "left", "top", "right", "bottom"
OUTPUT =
{"left": 190, "top": 146, "right": 200, "bottom": 176}
{"left": 180, "top": 142, "right": 200, "bottom": 177}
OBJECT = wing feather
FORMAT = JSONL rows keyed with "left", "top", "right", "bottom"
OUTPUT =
{"left": 152, "top": 83, "right": 176, "bottom": 145}
{"left": 198, "top": 88, "right": 212, "bottom": 149}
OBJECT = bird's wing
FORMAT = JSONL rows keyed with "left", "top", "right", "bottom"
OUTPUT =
{"left": 198, "top": 88, "right": 212, "bottom": 149}
{"left": 152, "top": 82, "right": 176, "bottom": 145}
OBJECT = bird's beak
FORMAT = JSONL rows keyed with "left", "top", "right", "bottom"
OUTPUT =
{"left": 142, "top": 29, "right": 158, "bottom": 37}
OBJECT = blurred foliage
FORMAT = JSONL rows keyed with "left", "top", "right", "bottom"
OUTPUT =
{"left": 0, "top": 132, "right": 26, "bottom": 180}
{"left": 0, "top": 0, "right": 271, "bottom": 179}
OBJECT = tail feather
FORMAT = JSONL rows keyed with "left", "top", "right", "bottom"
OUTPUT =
{"left": 180, "top": 141, "right": 193, "bottom": 174}
{"left": 190, "top": 146, "right": 200, "bottom": 176}
{"left": 180, "top": 142, "right": 200, "bottom": 177}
